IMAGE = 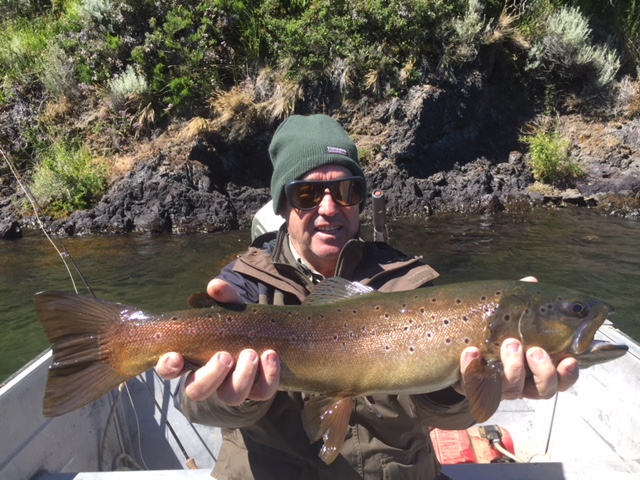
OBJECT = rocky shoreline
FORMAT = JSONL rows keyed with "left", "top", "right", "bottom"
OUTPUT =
{"left": 2, "top": 63, "right": 640, "bottom": 240}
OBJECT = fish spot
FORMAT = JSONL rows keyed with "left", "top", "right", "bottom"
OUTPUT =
{"left": 402, "top": 303, "right": 407, "bottom": 309}
{"left": 462, "top": 315, "right": 469, "bottom": 322}
{"left": 455, "top": 299, "right": 462, "bottom": 304}
{"left": 445, "top": 337, "right": 452, "bottom": 344}
{"left": 226, "top": 317, "right": 234, "bottom": 323}
{"left": 307, "top": 315, "right": 312, "bottom": 321}
{"left": 374, "top": 305, "right": 381, "bottom": 311}
{"left": 349, "top": 331, "right": 356, "bottom": 339}
{"left": 344, "top": 322, "right": 349, "bottom": 328}
{"left": 430, "top": 314, "right": 436, "bottom": 320}
{"left": 540, "top": 307, "right": 547, "bottom": 313}
{"left": 419, "top": 307, "right": 426, "bottom": 314}
{"left": 385, "top": 345, "right": 391, "bottom": 351}
{"left": 431, "top": 297, "right": 438, "bottom": 303}
{"left": 333, "top": 334, "right": 339, "bottom": 342}
{"left": 464, "top": 337, "right": 471, "bottom": 344}
{"left": 170, "top": 316, "right": 179, "bottom": 321}
{"left": 336, "top": 308, "right": 343, "bottom": 313}
{"left": 503, "top": 314, "right": 511, "bottom": 322}
{"left": 384, "top": 313, "right": 390, "bottom": 319}
{"left": 371, "top": 330, "right": 377, "bottom": 336}
{"left": 319, "top": 314, "right": 325, "bottom": 319}
{"left": 361, "top": 325, "right": 367, "bottom": 332}
{"left": 495, "top": 291, "right": 502, "bottom": 296}
{"left": 481, "top": 295, "right": 487, "bottom": 301}
{"left": 426, "top": 332, "right": 433, "bottom": 339}
{"left": 352, "top": 310, "right": 358, "bottom": 315}
{"left": 206, "top": 313, "right": 213, "bottom": 319}
{"left": 409, "top": 346, "right": 416, "bottom": 354}
{"left": 270, "top": 318, "right": 276, "bottom": 324}
{"left": 404, "top": 326, "right": 410, "bottom": 331}
{"left": 218, "top": 328, "right": 225, "bottom": 336}
{"left": 443, "top": 319, "right": 450, "bottom": 326}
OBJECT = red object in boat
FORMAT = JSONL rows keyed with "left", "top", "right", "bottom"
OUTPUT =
{"left": 430, "top": 426, "right": 515, "bottom": 464}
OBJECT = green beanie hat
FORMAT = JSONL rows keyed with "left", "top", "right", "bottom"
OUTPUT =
{"left": 269, "top": 114, "right": 366, "bottom": 214}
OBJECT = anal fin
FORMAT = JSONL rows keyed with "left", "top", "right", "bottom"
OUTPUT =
{"left": 301, "top": 395, "right": 353, "bottom": 464}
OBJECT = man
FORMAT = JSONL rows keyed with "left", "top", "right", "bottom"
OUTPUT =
{"left": 156, "top": 114, "right": 578, "bottom": 479}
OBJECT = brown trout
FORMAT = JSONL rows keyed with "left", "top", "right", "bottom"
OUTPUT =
{"left": 34, "top": 278, "right": 627, "bottom": 464}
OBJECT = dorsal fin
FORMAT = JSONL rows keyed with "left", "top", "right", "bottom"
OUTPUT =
{"left": 303, "top": 277, "right": 374, "bottom": 306}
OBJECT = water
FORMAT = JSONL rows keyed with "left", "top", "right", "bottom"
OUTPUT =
{"left": 1, "top": 208, "right": 639, "bottom": 382}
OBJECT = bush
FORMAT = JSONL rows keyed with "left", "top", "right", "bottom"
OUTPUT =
{"left": 527, "top": 5, "right": 620, "bottom": 89}
{"left": 29, "top": 140, "right": 108, "bottom": 214}
{"left": 521, "top": 126, "right": 583, "bottom": 184}
{"left": 107, "top": 65, "right": 149, "bottom": 110}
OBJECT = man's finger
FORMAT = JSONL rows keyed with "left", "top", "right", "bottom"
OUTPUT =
{"left": 501, "top": 339, "right": 526, "bottom": 399}
{"left": 207, "top": 278, "right": 241, "bottom": 304}
{"left": 156, "top": 352, "right": 185, "bottom": 380}
{"left": 249, "top": 350, "right": 280, "bottom": 401}
{"left": 216, "top": 349, "right": 260, "bottom": 406}
{"left": 522, "top": 347, "right": 557, "bottom": 399}
{"left": 185, "top": 352, "right": 234, "bottom": 402}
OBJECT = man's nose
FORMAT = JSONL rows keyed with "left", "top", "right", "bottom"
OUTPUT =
{"left": 317, "top": 188, "right": 339, "bottom": 215}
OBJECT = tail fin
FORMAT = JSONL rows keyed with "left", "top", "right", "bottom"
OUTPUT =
{"left": 34, "top": 291, "right": 133, "bottom": 416}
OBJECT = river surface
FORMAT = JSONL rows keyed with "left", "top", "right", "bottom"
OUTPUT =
{"left": 1, "top": 207, "right": 639, "bottom": 382}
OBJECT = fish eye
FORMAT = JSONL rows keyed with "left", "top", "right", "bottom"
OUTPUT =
{"left": 569, "top": 302, "right": 587, "bottom": 316}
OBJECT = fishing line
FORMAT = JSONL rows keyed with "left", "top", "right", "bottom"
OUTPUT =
{"left": 123, "top": 382, "right": 151, "bottom": 470}
{"left": 543, "top": 392, "right": 560, "bottom": 456}
{"left": 4, "top": 146, "right": 204, "bottom": 469}
{"left": 1, "top": 146, "right": 94, "bottom": 297}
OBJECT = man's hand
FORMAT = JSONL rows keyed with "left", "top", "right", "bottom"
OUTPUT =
{"left": 155, "top": 278, "right": 281, "bottom": 405}
{"left": 456, "top": 339, "right": 579, "bottom": 400}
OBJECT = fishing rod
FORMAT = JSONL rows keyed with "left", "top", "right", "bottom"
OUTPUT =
{"left": 2, "top": 146, "right": 203, "bottom": 470}
{"left": 1, "top": 146, "right": 94, "bottom": 297}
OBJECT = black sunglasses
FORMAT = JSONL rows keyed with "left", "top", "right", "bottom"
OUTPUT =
{"left": 285, "top": 176, "right": 366, "bottom": 210}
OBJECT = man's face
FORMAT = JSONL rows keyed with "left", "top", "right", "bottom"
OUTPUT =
{"left": 283, "top": 165, "right": 361, "bottom": 277}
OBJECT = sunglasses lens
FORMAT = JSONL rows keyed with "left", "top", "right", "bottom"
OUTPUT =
{"left": 330, "top": 179, "right": 363, "bottom": 206}
{"left": 291, "top": 183, "right": 323, "bottom": 209}
{"left": 286, "top": 178, "right": 364, "bottom": 210}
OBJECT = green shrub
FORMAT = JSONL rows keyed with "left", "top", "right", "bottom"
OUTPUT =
{"left": 29, "top": 140, "right": 108, "bottom": 214}
{"left": 521, "top": 127, "right": 583, "bottom": 184}
{"left": 526, "top": 5, "right": 620, "bottom": 89}
{"left": 107, "top": 64, "right": 149, "bottom": 110}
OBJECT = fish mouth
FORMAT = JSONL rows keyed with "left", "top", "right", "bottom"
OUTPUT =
{"left": 574, "top": 340, "right": 628, "bottom": 368}
{"left": 570, "top": 302, "right": 615, "bottom": 354}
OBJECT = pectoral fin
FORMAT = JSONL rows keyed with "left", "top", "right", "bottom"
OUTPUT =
{"left": 463, "top": 358, "right": 503, "bottom": 423}
{"left": 301, "top": 395, "right": 353, "bottom": 464}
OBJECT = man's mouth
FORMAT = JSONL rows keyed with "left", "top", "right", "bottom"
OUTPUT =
{"left": 316, "top": 225, "right": 341, "bottom": 234}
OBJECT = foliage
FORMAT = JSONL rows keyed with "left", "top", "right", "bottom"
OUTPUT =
{"left": 107, "top": 65, "right": 149, "bottom": 110}
{"left": 0, "top": 0, "right": 637, "bottom": 218}
{"left": 521, "top": 125, "right": 583, "bottom": 184}
{"left": 29, "top": 140, "right": 108, "bottom": 214}
{"left": 526, "top": 5, "right": 620, "bottom": 89}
